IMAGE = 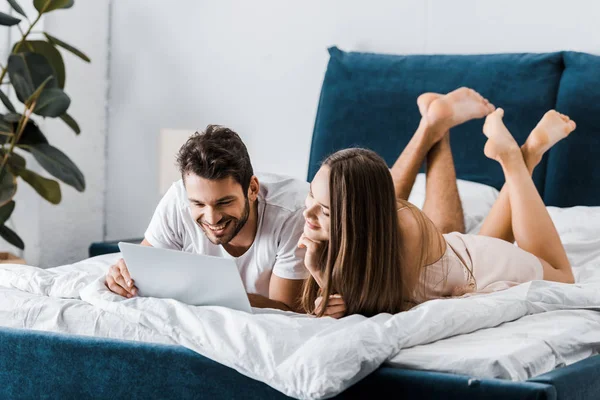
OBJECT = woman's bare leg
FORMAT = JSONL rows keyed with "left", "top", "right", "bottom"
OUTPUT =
{"left": 390, "top": 115, "right": 440, "bottom": 201}
{"left": 481, "top": 109, "right": 575, "bottom": 283}
{"left": 391, "top": 88, "right": 494, "bottom": 233}
{"left": 479, "top": 111, "right": 577, "bottom": 243}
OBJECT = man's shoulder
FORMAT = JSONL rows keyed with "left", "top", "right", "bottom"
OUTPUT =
{"left": 257, "top": 172, "right": 308, "bottom": 215}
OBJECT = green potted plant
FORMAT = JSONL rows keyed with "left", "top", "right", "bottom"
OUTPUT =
{"left": 0, "top": 0, "right": 89, "bottom": 258}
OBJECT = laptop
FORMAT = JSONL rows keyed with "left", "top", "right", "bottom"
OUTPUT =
{"left": 118, "top": 242, "right": 253, "bottom": 313}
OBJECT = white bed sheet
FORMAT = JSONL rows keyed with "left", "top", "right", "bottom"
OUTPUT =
{"left": 387, "top": 205, "right": 600, "bottom": 379}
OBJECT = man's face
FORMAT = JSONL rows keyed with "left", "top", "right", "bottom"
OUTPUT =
{"left": 184, "top": 173, "right": 250, "bottom": 245}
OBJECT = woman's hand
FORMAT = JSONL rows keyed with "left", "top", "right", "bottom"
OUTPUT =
{"left": 315, "top": 294, "right": 346, "bottom": 319}
{"left": 297, "top": 233, "right": 326, "bottom": 287}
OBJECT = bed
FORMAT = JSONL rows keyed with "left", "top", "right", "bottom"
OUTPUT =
{"left": 2, "top": 48, "right": 600, "bottom": 399}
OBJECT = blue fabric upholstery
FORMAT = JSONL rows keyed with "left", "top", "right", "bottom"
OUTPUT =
{"left": 530, "top": 355, "right": 600, "bottom": 400}
{"left": 0, "top": 327, "right": 560, "bottom": 400}
{"left": 0, "top": 327, "right": 289, "bottom": 400}
{"left": 545, "top": 51, "right": 600, "bottom": 206}
{"left": 89, "top": 238, "right": 143, "bottom": 257}
{"left": 308, "top": 47, "right": 564, "bottom": 194}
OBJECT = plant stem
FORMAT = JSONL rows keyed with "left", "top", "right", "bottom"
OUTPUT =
{"left": 16, "top": 25, "right": 35, "bottom": 52}
{"left": 14, "top": 12, "right": 43, "bottom": 53}
{"left": 0, "top": 102, "right": 35, "bottom": 177}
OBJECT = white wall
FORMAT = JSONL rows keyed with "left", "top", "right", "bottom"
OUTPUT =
{"left": 40, "top": 2, "right": 110, "bottom": 266}
{"left": 105, "top": 0, "right": 600, "bottom": 241}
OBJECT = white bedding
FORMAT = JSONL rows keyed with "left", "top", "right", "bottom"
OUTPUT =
{"left": 0, "top": 183, "right": 599, "bottom": 399}
{"left": 387, "top": 204, "right": 600, "bottom": 380}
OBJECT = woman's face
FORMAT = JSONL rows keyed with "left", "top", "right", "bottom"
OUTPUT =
{"left": 303, "top": 166, "right": 331, "bottom": 242}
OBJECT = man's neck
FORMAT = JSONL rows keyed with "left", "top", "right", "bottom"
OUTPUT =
{"left": 222, "top": 199, "right": 259, "bottom": 257}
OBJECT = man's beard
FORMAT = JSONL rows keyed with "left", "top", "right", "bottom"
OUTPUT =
{"left": 201, "top": 197, "right": 250, "bottom": 245}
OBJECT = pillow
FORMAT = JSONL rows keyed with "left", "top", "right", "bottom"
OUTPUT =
{"left": 547, "top": 206, "right": 600, "bottom": 272}
{"left": 407, "top": 173, "right": 499, "bottom": 234}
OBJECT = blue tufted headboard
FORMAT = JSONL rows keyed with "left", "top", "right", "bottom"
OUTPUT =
{"left": 308, "top": 47, "right": 600, "bottom": 207}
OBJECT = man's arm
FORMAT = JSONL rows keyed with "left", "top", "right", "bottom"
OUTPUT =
{"left": 248, "top": 207, "right": 308, "bottom": 312}
{"left": 246, "top": 276, "right": 304, "bottom": 312}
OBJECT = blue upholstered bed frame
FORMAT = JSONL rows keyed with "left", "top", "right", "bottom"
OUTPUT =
{"left": 4, "top": 49, "right": 600, "bottom": 399}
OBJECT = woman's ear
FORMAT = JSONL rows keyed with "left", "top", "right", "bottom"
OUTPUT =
{"left": 248, "top": 176, "right": 260, "bottom": 202}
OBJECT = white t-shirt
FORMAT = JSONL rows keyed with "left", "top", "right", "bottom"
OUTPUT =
{"left": 144, "top": 173, "right": 309, "bottom": 297}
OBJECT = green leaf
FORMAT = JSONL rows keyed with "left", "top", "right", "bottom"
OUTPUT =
{"left": 17, "top": 120, "right": 48, "bottom": 146}
{"left": 0, "top": 90, "right": 16, "bottom": 113}
{"left": 34, "top": 0, "right": 74, "bottom": 14}
{"left": 0, "top": 201, "right": 15, "bottom": 224}
{"left": 7, "top": 52, "right": 59, "bottom": 104}
{"left": 14, "top": 40, "right": 65, "bottom": 88}
{"left": 7, "top": 151, "right": 26, "bottom": 170}
{"left": 60, "top": 113, "right": 80, "bottom": 134}
{"left": 0, "top": 116, "right": 12, "bottom": 133}
{"left": 0, "top": 224, "right": 24, "bottom": 250}
{"left": 0, "top": 11, "right": 21, "bottom": 26}
{"left": 17, "top": 168, "right": 61, "bottom": 204}
{"left": 44, "top": 32, "right": 90, "bottom": 63}
{"left": 3, "top": 113, "right": 21, "bottom": 123}
{"left": 27, "top": 75, "right": 54, "bottom": 105}
{"left": 33, "top": 87, "right": 70, "bottom": 117}
{"left": 7, "top": 0, "right": 27, "bottom": 18}
{"left": 0, "top": 169, "right": 17, "bottom": 207}
{"left": 28, "top": 143, "right": 84, "bottom": 191}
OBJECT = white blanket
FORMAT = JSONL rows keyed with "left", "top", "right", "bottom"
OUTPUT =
{"left": 387, "top": 205, "right": 600, "bottom": 380}
{"left": 0, "top": 205, "right": 599, "bottom": 399}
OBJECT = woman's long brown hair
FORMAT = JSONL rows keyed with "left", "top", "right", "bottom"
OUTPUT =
{"left": 302, "top": 148, "right": 424, "bottom": 317}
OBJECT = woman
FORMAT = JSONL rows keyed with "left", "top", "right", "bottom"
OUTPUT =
{"left": 298, "top": 89, "right": 576, "bottom": 318}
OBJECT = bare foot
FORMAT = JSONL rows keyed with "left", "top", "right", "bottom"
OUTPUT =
{"left": 523, "top": 110, "right": 576, "bottom": 159}
{"left": 427, "top": 87, "right": 495, "bottom": 132}
{"left": 417, "top": 92, "right": 442, "bottom": 117}
{"left": 482, "top": 108, "right": 521, "bottom": 163}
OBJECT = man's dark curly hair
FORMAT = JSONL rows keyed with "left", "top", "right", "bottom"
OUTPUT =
{"left": 176, "top": 125, "right": 254, "bottom": 195}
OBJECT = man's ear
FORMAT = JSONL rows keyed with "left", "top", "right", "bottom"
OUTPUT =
{"left": 248, "top": 176, "right": 260, "bottom": 202}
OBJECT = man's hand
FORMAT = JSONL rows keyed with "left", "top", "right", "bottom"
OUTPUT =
{"left": 315, "top": 294, "right": 346, "bottom": 319}
{"left": 105, "top": 258, "right": 138, "bottom": 298}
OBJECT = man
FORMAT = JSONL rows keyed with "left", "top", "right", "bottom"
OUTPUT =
{"left": 105, "top": 125, "right": 308, "bottom": 311}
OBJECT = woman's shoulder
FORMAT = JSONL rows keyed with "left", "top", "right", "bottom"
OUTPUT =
{"left": 395, "top": 199, "right": 446, "bottom": 266}
{"left": 395, "top": 200, "right": 423, "bottom": 231}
